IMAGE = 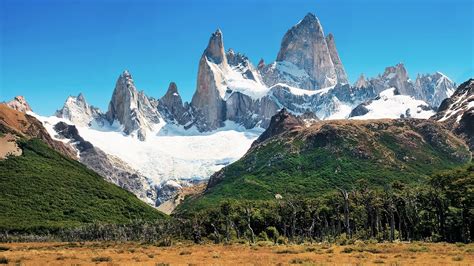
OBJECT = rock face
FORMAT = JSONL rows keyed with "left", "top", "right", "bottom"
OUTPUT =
{"left": 326, "top": 34, "right": 349, "bottom": 84}
{"left": 190, "top": 30, "right": 227, "bottom": 131}
{"left": 53, "top": 121, "right": 157, "bottom": 204}
{"left": 370, "top": 63, "right": 416, "bottom": 96}
{"left": 432, "top": 79, "right": 474, "bottom": 151}
{"left": 56, "top": 93, "right": 102, "bottom": 126}
{"left": 414, "top": 72, "right": 456, "bottom": 109}
{"left": 5, "top": 96, "right": 32, "bottom": 113}
{"left": 254, "top": 108, "right": 303, "bottom": 145}
{"left": 106, "top": 70, "right": 161, "bottom": 140}
{"left": 275, "top": 13, "right": 343, "bottom": 89}
{"left": 158, "top": 82, "right": 191, "bottom": 125}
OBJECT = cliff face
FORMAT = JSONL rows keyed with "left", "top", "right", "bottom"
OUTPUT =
{"left": 190, "top": 30, "right": 227, "bottom": 131}
{"left": 106, "top": 70, "right": 161, "bottom": 140}
{"left": 275, "top": 13, "right": 342, "bottom": 89}
{"left": 432, "top": 79, "right": 474, "bottom": 151}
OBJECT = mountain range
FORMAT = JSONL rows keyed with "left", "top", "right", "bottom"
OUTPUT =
{"left": 2, "top": 13, "right": 469, "bottom": 213}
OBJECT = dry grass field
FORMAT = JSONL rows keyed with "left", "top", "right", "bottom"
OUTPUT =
{"left": 0, "top": 241, "right": 473, "bottom": 265}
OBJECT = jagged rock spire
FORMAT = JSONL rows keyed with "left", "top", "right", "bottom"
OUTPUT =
{"left": 276, "top": 12, "right": 339, "bottom": 89}
{"left": 326, "top": 33, "right": 349, "bottom": 84}
{"left": 204, "top": 29, "right": 227, "bottom": 66}
{"left": 56, "top": 93, "right": 101, "bottom": 126}
{"left": 106, "top": 70, "right": 161, "bottom": 141}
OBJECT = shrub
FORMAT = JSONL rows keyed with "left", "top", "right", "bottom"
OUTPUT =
{"left": 0, "top": 247, "right": 9, "bottom": 252}
{"left": 91, "top": 256, "right": 111, "bottom": 262}
{"left": 0, "top": 257, "right": 7, "bottom": 265}
{"left": 179, "top": 250, "right": 192, "bottom": 255}
{"left": 373, "top": 259, "right": 385, "bottom": 264}
{"left": 258, "top": 231, "right": 269, "bottom": 241}
{"left": 276, "top": 236, "right": 288, "bottom": 245}
{"left": 342, "top": 247, "right": 353, "bottom": 253}
{"left": 452, "top": 255, "right": 463, "bottom": 261}
{"left": 275, "top": 249, "right": 301, "bottom": 254}
{"left": 265, "top": 226, "right": 280, "bottom": 243}
{"left": 289, "top": 258, "right": 314, "bottom": 264}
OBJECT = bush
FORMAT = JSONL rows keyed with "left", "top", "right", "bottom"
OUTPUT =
{"left": 275, "top": 248, "right": 301, "bottom": 254}
{"left": 452, "top": 255, "right": 463, "bottom": 261}
{"left": 276, "top": 236, "right": 288, "bottom": 245}
{"left": 0, "top": 257, "right": 7, "bottom": 265}
{"left": 91, "top": 256, "right": 111, "bottom": 262}
{"left": 179, "top": 250, "right": 192, "bottom": 255}
{"left": 341, "top": 247, "right": 353, "bottom": 253}
{"left": 289, "top": 258, "right": 314, "bottom": 264}
{"left": 258, "top": 231, "right": 269, "bottom": 241}
{"left": 0, "top": 247, "right": 9, "bottom": 252}
{"left": 265, "top": 226, "right": 280, "bottom": 243}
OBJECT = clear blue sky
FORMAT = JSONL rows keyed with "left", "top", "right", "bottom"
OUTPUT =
{"left": 1, "top": 0, "right": 473, "bottom": 115}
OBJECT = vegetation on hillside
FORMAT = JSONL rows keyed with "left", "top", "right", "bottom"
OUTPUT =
{"left": 182, "top": 119, "right": 471, "bottom": 210}
{"left": 1, "top": 164, "right": 471, "bottom": 244}
{"left": 0, "top": 138, "right": 166, "bottom": 233}
{"left": 174, "top": 164, "right": 473, "bottom": 244}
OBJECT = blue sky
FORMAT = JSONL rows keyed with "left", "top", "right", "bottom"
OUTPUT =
{"left": 1, "top": 0, "right": 473, "bottom": 115}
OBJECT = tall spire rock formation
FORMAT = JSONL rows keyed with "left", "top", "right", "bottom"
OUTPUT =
{"left": 106, "top": 70, "right": 161, "bottom": 141}
{"left": 276, "top": 13, "right": 340, "bottom": 89}
{"left": 190, "top": 29, "right": 228, "bottom": 131}
{"left": 326, "top": 33, "right": 349, "bottom": 84}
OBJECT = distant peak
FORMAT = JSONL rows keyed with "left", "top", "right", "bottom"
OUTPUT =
{"left": 204, "top": 28, "right": 226, "bottom": 65}
{"left": 121, "top": 70, "right": 132, "bottom": 79}
{"left": 303, "top": 12, "right": 317, "bottom": 22}
{"left": 167, "top": 82, "right": 178, "bottom": 94}
{"left": 5, "top": 95, "right": 33, "bottom": 113}
{"left": 77, "top": 93, "right": 86, "bottom": 102}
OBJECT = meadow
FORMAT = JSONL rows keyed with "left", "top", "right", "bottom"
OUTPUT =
{"left": 0, "top": 241, "right": 472, "bottom": 265}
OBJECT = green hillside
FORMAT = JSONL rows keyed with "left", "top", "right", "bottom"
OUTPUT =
{"left": 180, "top": 116, "right": 471, "bottom": 211}
{"left": 0, "top": 139, "right": 166, "bottom": 232}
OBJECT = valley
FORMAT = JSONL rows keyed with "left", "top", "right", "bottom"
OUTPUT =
{"left": 0, "top": 5, "right": 472, "bottom": 265}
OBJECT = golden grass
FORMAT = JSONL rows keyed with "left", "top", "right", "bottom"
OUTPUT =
{"left": 0, "top": 241, "right": 472, "bottom": 265}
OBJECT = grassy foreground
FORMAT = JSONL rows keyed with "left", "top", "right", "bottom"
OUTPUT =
{"left": 0, "top": 241, "right": 472, "bottom": 265}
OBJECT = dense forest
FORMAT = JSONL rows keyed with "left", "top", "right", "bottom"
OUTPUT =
{"left": 2, "top": 164, "right": 472, "bottom": 244}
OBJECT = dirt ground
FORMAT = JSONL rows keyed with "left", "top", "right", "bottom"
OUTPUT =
{"left": 0, "top": 241, "right": 472, "bottom": 265}
{"left": 0, "top": 134, "right": 21, "bottom": 159}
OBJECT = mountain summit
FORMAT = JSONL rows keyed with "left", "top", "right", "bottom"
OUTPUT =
{"left": 276, "top": 12, "right": 346, "bottom": 89}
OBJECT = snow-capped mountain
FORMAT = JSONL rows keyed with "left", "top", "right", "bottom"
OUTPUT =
{"left": 414, "top": 72, "right": 456, "bottom": 109}
{"left": 349, "top": 88, "right": 435, "bottom": 120}
{"left": 55, "top": 93, "right": 102, "bottom": 127}
{"left": 35, "top": 12, "right": 461, "bottom": 210}
{"left": 432, "top": 79, "right": 473, "bottom": 150}
{"left": 106, "top": 70, "right": 162, "bottom": 141}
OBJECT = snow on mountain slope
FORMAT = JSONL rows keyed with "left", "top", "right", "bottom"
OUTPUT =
{"left": 35, "top": 114, "right": 261, "bottom": 187}
{"left": 350, "top": 88, "right": 435, "bottom": 120}
{"left": 206, "top": 57, "right": 269, "bottom": 100}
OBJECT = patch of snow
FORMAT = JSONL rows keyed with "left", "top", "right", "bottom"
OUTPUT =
{"left": 351, "top": 88, "right": 435, "bottom": 120}
{"left": 275, "top": 61, "right": 309, "bottom": 79}
{"left": 271, "top": 83, "right": 334, "bottom": 96}
{"left": 34, "top": 114, "right": 262, "bottom": 186}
